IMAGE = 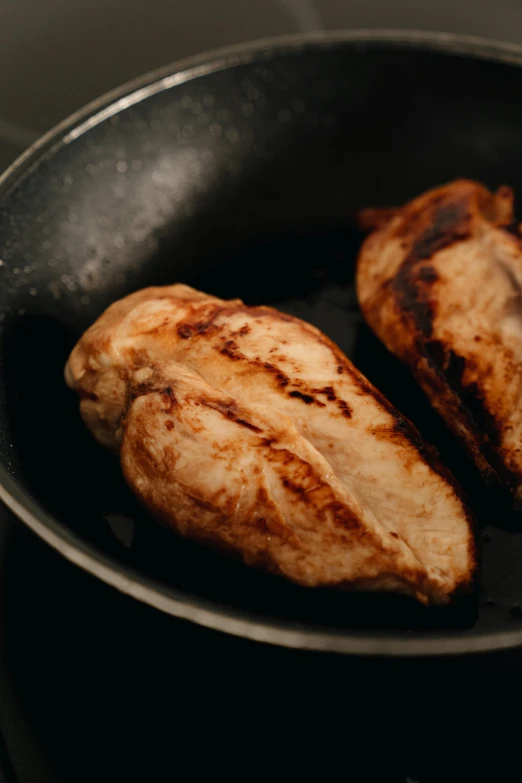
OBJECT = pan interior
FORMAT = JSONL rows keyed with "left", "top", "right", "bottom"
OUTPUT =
{"left": 1, "top": 37, "right": 522, "bottom": 647}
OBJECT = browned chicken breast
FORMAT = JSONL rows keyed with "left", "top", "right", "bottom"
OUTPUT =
{"left": 357, "top": 178, "right": 522, "bottom": 502}
{"left": 65, "top": 284, "right": 475, "bottom": 604}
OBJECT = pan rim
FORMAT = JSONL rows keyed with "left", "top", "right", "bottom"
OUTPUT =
{"left": 1, "top": 28, "right": 522, "bottom": 656}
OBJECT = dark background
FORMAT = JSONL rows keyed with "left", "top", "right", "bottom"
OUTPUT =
{"left": 1, "top": 2, "right": 522, "bottom": 781}
{"left": 2, "top": 0, "right": 522, "bottom": 159}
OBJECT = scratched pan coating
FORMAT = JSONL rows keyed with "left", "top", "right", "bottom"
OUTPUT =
{"left": 1, "top": 32, "right": 522, "bottom": 655}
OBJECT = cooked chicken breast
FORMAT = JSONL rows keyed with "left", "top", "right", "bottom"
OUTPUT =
{"left": 357, "top": 178, "right": 522, "bottom": 502}
{"left": 65, "top": 284, "right": 475, "bottom": 603}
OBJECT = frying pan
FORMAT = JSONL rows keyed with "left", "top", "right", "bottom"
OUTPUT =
{"left": 1, "top": 30, "right": 522, "bottom": 656}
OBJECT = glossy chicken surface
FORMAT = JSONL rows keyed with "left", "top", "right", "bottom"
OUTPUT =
{"left": 358, "top": 179, "right": 522, "bottom": 503}
{"left": 66, "top": 284, "right": 475, "bottom": 603}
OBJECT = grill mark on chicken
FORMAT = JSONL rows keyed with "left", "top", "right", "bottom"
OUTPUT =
{"left": 177, "top": 323, "right": 193, "bottom": 338}
{"left": 417, "top": 266, "right": 439, "bottom": 284}
{"left": 231, "top": 324, "right": 251, "bottom": 337}
{"left": 423, "top": 340, "right": 519, "bottom": 489}
{"left": 391, "top": 199, "right": 471, "bottom": 337}
{"left": 424, "top": 347, "right": 488, "bottom": 440}
{"left": 174, "top": 304, "right": 228, "bottom": 339}
{"left": 407, "top": 199, "right": 471, "bottom": 260}
{"left": 219, "top": 339, "right": 243, "bottom": 360}
{"left": 394, "top": 265, "right": 437, "bottom": 338}
{"left": 313, "top": 386, "right": 337, "bottom": 401}
{"left": 260, "top": 437, "right": 277, "bottom": 447}
{"left": 219, "top": 343, "right": 339, "bottom": 409}
{"left": 131, "top": 379, "right": 178, "bottom": 414}
{"left": 197, "top": 396, "right": 263, "bottom": 433}
{"left": 218, "top": 344, "right": 327, "bottom": 407}
{"left": 271, "top": 456, "right": 363, "bottom": 532}
{"left": 338, "top": 400, "right": 352, "bottom": 418}
{"left": 288, "top": 390, "right": 318, "bottom": 405}
{"left": 263, "top": 363, "right": 290, "bottom": 387}
{"left": 310, "top": 384, "right": 352, "bottom": 416}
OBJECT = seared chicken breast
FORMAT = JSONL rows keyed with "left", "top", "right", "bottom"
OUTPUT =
{"left": 357, "top": 179, "right": 522, "bottom": 502}
{"left": 66, "top": 284, "right": 475, "bottom": 603}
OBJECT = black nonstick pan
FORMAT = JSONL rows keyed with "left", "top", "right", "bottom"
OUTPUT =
{"left": 2, "top": 30, "right": 522, "bottom": 656}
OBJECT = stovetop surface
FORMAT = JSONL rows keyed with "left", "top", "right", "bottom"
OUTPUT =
{"left": 2, "top": 2, "right": 522, "bottom": 780}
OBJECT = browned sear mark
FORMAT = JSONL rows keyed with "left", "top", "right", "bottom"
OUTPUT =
{"left": 194, "top": 321, "right": 216, "bottom": 335}
{"left": 262, "top": 362, "right": 290, "bottom": 387}
{"left": 282, "top": 477, "right": 306, "bottom": 496}
{"left": 288, "top": 390, "right": 318, "bottom": 405}
{"left": 198, "top": 396, "right": 262, "bottom": 433}
{"left": 417, "top": 266, "right": 439, "bottom": 284}
{"left": 407, "top": 200, "right": 471, "bottom": 262}
{"left": 338, "top": 400, "right": 352, "bottom": 418}
{"left": 219, "top": 339, "right": 243, "bottom": 360}
{"left": 392, "top": 198, "right": 471, "bottom": 337}
{"left": 260, "top": 437, "right": 277, "bottom": 447}
{"left": 312, "top": 385, "right": 337, "bottom": 401}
